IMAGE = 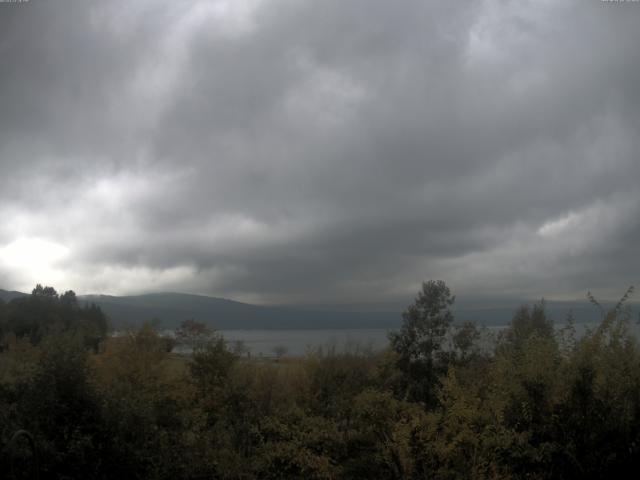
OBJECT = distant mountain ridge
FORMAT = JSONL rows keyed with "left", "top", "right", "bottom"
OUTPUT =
{"left": 80, "top": 292, "right": 400, "bottom": 329}
{"left": 0, "top": 288, "right": 630, "bottom": 330}
{"left": 0, "top": 289, "right": 28, "bottom": 302}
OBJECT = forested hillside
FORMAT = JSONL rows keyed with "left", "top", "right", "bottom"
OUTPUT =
{"left": 1, "top": 282, "right": 639, "bottom": 479}
{"left": 81, "top": 292, "right": 400, "bottom": 329}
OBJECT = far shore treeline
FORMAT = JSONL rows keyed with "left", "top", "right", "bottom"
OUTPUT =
{"left": 1, "top": 281, "right": 639, "bottom": 479}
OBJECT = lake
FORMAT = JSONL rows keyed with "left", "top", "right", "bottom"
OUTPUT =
{"left": 166, "top": 320, "right": 640, "bottom": 357}
{"left": 218, "top": 328, "right": 393, "bottom": 357}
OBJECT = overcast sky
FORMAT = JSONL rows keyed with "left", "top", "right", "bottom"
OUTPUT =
{"left": 0, "top": 0, "right": 639, "bottom": 305}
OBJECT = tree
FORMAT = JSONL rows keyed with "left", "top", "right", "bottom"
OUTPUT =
{"left": 3, "top": 285, "right": 108, "bottom": 346}
{"left": 175, "top": 318, "right": 214, "bottom": 350}
{"left": 272, "top": 345, "right": 288, "bottom": 361}
{"left": 32, "top": 284, "right": 59, "bottom": 299}
{"left": 499, "top": 300, "right": 554, "bottom": 352}
{"left": 91, "top": 324, "right": 195, "bottom": 478}
{"left": 60, "top": 290, "right": 78, "bottom": 308}
{"left": 0, "top": 299, "right": 6, "bottom": 346}
{"left": 388, "top": 280, "right": 455, "bottom": 406}
{"left": 190, "top": 335, "right": 237, "bottom": 399}
{"left": 18, "top": 332, "right": 104, "bottom": 478}
{"left": 452, "top": 321, "right": 482, "bottom": 362}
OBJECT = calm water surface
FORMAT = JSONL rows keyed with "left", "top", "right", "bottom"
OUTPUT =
{"left": 169, "top": 321, "right": 640, "bottom": 357}
{"left": 219, "top": 329, "right": 392, "bottom": 357}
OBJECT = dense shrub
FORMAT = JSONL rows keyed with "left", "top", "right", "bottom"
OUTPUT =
{"left": 1, "top": 283, "right": 639, "bottom": 479}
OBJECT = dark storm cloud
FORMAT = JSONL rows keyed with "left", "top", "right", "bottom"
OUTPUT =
{"left": 1, "top": 0, "right": 639, "bottom": 304}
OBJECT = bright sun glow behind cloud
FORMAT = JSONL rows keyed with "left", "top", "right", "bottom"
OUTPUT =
{"left": 0, "top": 238, "right": 70, "bottom": 292}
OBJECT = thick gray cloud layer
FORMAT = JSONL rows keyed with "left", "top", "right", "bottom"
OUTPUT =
{"left": 1, "top": 0, "right": 639, "bottom": 304}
